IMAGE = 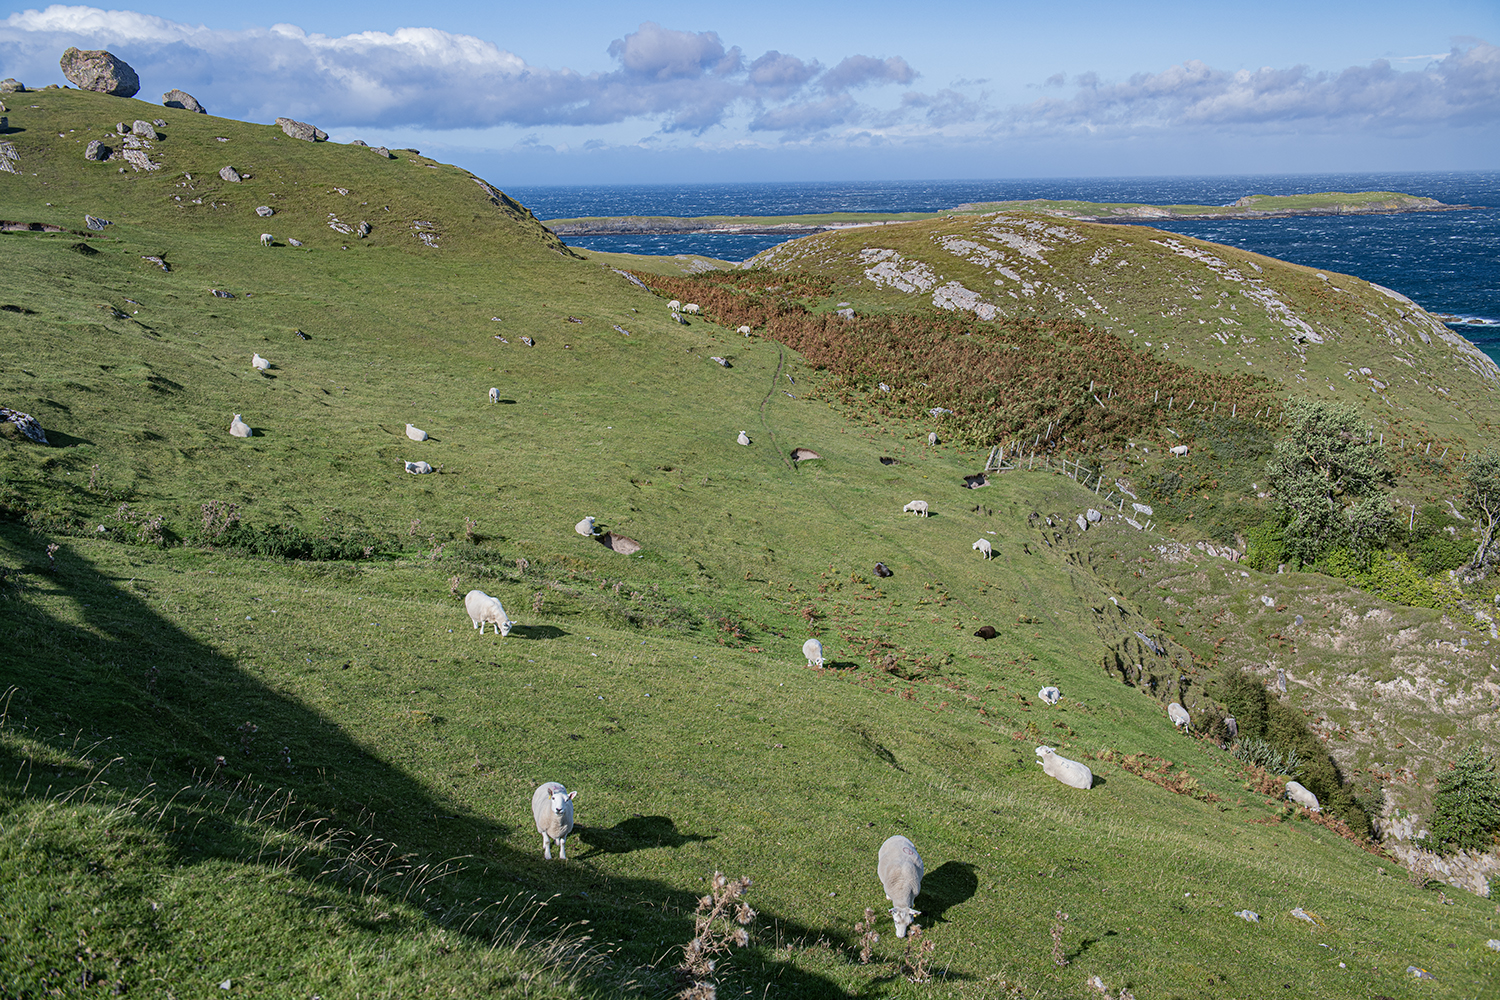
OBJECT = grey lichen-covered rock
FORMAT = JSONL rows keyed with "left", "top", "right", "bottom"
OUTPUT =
{"left": 275, "top": 117, "right": 327, "bottom": 142}
{"left": 287, "top": 238, "right": 303, "bottom": 247}
{"left": 131, "top": 120, "right": 158, "bottom": 138}
{"left": 84, "top": 214, "right": 111, "bottom": 231}
{"left": 162, "top": 89, "right": 205, "bottom": 113}
{"left": 255, "top": 206, "right": 274, "bottom": 217}
{"left": 350, "top": 139, "right": 368, "bottom": 146}
{"left": 59, "top": 47, "right": 140, "bottom": 98}
{"left": 371, "top": 146, "right": 393, "bottom": 159}
{"left": 219, "top": 165, "right": 241, "bottom": 183}
{"left": 0, "top": 407, "right": 48, "bottom": 444}
{"left": 0, "top": 79, "right": 25, "bottom": 94}
{"left": 115, "top": 122, "right": 128, "bottom": 134}
{"left": 123, "top": 149, "right": 159, "bottom": 172}
{"left": 356, "top": 221, "right": 371, "bottom": 237}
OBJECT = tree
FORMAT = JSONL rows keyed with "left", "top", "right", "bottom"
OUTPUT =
{"left": 1264, "top": 400, "right": 1390, "bottom": 567}
{"left": 1425, "top": 746, "right": 1500, "bottom": 854}
{"left": 1460, "top": 449, "right": 1500, "bottom": 569}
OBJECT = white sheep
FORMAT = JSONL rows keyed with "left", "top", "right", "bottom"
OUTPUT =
{"left": 251, "top": 353, "right": 270, "bottom": 371}
{"left": 489, "top": 387, "right": 500, "bottom": 403}
{"left": 406, "top": 423, "right": 428, "bottom": 442}
{"left": 1038, "top": 686, "right": 1061, "bottom": 705}
{"left": 1168, "top": 702, "right": 1191, "bottom": 730}
{"left": 575, "top": 516, "right": 597, "bottom": 537}
{"left": 667, "top": 299, "right": 681, "bottom": 312}
{"left": 928, "top": 432, "right": 938, "bottom": 446}
{"left": 738, "top": 325, "right": 752, "bottom": 336}
{"left": 1035, "top": 745, "right": 1093, "bottom": 790}
{"left": 973, "top": 538, "right": 993, "bottom": 559}
{"left": 803, "top": 637, "right": 824, "bottom": 668}
{"left": 404, "top": 460, "right": 433, "bottom": 474}
{"left": 903, "top": 500, "right": 929, "bottom": 517}
{"left": 1170, "top": 445, "right": 1189, "bottom": 456}
{"left": 531, "top": 782, "right": 577, "bottom": 860}
{"left": 1285, "top": 780, "right": 1321, "bottom": 812}
{"left": 737, "top": 431, "right": 751, "bottom": 446}
{"left": 878, "top": 835, "right": 923, "bottom": 938}
{"left": 684, "top": 303, "right": 700, "bottom": 314}
{"left": 229, "top": 413, "right": 252, "bottom": 438}
{"left": 464, "top": 589, "right": 513, "bottom": 636}
{"left": 259, "top": 233, "right": 272, "bottom": 246}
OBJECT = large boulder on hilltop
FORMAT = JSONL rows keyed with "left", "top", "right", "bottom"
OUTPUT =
{"left": 162, "top": 89, "right": 206, "bottom": 113}
{"left": 0, "top": 79, "right": 25, "bottom": 94}
{"left": 276, "top": 117, "right": 327, "bottom": 142}
{"left": 59, "top": 48, "right": 140, "bottom": 98}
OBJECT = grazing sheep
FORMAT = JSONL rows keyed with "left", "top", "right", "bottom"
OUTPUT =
{"left": 464, "top": 589, "right": 513, "bottom": 636}
{"left": 251, "top": 353, "right": 270, "bottom": 371}
{"left": 1170, "top": 445, "right": 1189, "bottom": 456}
{"left": 1038, "top": 686, "right": 1061, "bottom": 705}
{"left": 489, "top": 387, "right": 500, "bottom": 403}
{"left": 873, "top": 562, "right": 893, "bottom": 578}
{"left": 667, "top": 300, "right": 681, "bottom": 311}
{"left": 405, "top": 423, "right": 428, "bottom": 442}
{"left": 575, "top": 516, "right": 597, "bottom": 537}
{"left": 1035, "top": 745, "right": 1093, "bottom": 790}
{"left": 684, "top": 303, "right": 700, "bottom": 314}
{"left": 902, "top": 500, "right": 929, "bottom": 517}
{"left": 737, "top": 325, "right": 751, "bottom": 336}
{"left": 878, "top": 835, "right": 924, "bottom": 938}
{"left": 974, "top": 625, "right": 997, "bottom": 640}
{"left": 802, "top": 637, "right": 824, "bottom": 668}
{"left": 737, "top": 431, "right": 751, "bottom": 446}
{"left": 531, "top": 782, "right": 577, "bottom": 860}
{"left": 973, "top": 538, "right": 993, "bottom": 559}
{"left": 1285, "top": 780, "right": 1321, "bottom": 812}
{"left": 928, "top": 432, "right": 938, "bottom": 446}
{"left": 404, "top": 460, "right": 433, "bottom": 474}
{"left": 259, "top": 233, "right": 272, "bottom": 246}
{"left": 229, "top": 413, "right": 252, "bottom": 438}
{"left": 1168, "top": 702, "right": 1191, "bottom": 730}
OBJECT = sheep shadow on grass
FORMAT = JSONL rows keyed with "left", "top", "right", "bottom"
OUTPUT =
{"left": 506, "top": 623, "right": 567, "bottom": 640}
{"left": 571, "top": 814, "right": 715, "bottom": 858}
{"left": 915, "top": 860, "right": 978, "bottom": 926}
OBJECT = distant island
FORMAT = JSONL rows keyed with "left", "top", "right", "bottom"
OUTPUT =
{"left": 547, "top": 191, "right": 1476, "bottom": 237}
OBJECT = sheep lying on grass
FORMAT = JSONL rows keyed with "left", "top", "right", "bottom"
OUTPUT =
{"left": 1038, "top": 686, "right": 1060, "bottom": 705}
{"left": 1285, "top": 780, "right": 1321, "bottom": 812}
{"left": 405, "top": 423, "right": 428, "bottom": 441}
{"left": 1035, "top": 745, "right": 1093, "bottom": 789}
{"left": 531, "top": 782, "right": 577, "bottom": 860}
{"left": 575, "top": 516, "right": 597, "bottom": 537}
{"left": 903, "top": 500, "right": 929, "bottom": 517}
{"left": 878, "top": 835, "right": 923, "bottom": 938}
{"left": 251, "top": 353, "right": 270, "bottom": 371}
{"left": 464, "top": 589, "right": 513, "bottom": 636}
{"left": 229, "top": 414, "right": 252, "bottom": 438}
{"left": 802, "top": 637, "right": 824, "bottom": 668}
{"left": 737, "top": 431, "right": 751, "bottom": 446}
{"left": 1168, "top": 702, "right": 1191, "bottom": 730}
{"left": 404, "top": 460, "right": 433, "bottom": 474}
{"left": 973, "top": 538, "right": 992, "bottom": 559}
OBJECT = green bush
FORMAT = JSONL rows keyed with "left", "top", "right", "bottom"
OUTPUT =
{"left": 1424, "top": 746, "right": 1500, "bottom": 855}
{"left": 219, "top": 523, "right": 389, "bottom": 562}
{"left": 1242, "top": 511, "right": 1289, "bottom": 573}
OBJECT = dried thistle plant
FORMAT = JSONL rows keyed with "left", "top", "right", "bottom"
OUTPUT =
{"left": 1051, "top": 910, "right": 1070, "bottom": 966}
{"left": 532, "top": 591, "right": 545, "bottom": 613}
{"left": 448, "top": 575, "right": 461, "bottom": 595}
{"left": 408, "top": 518, "right": 421, "bottom": 537}
{"left": 200, "top": 500, "right": 241, "bottom": 541}
{"left": 429, "top": 543, "right": 445, "bottom": 561}
{"left": 45, "top": 543, "right": 59, "bottom": 572}
{"left": 515, "top": 557, "right": 530, "bottom": 573}
{"left": 88, "top": 463, "right": 101, "bottom": 490}
{"left": 899, "top": 924, "right": 935, "bottom": 982}
{"left": 853, "top": 907, "right": 881, "bottom": 964}
{"left": 676, "top": 871, "right": 755, "bottom": 1000}
{"left": 463, "top": 517, "right": 477, "bottom": 541}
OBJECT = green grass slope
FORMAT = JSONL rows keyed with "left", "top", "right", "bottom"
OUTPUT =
{"left": 1, "top": 88, "right": 1499, "bottom": 998}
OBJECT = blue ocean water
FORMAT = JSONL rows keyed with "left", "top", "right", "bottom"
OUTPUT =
{"left": 508, "top": 172, "right": 1500, "bottom": 358}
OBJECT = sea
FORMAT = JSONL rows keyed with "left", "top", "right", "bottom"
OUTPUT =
{"left": 508, "top": 171, "right": 1500, "bottom": 361}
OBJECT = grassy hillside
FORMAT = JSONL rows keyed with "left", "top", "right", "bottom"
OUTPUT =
{"left": 2, "top": 88, "right": 1500, "bottom": 999}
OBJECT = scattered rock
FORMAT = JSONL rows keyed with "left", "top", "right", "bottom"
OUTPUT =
{"left": 153, "top": 118, "right": 166, "bottom": 127}
{"left": 0, "top": 141, "right": 18, "bottom": 174}
{"left": 219, "top": 165, "right": 241, "bottom": 183}
{"left": 162, "top": 89, "right": 205, "bottom": 112}
{"left": 276, "top": 117, "right": 327, "bottom": 142}
{"left": 1407, "top": 967, "right": 1434, "bottom": 980}
{"left": 59, "top": 47, "right": 140, "bottom": 98}
{"left": 211, "top": 289, "right": 235, "bottom": 298}
{"left": 131, "top": 120, "right": 157, "bottom": 138}
{"left": 710, "top": 356, "right": 730, "bottom": 367}
{"left": 287, "top": 238, "right": 302, "bottom": 247}
{"left": 974, "top": 625, "right": 998, "bottom": 640}
{"left": 371, "top": 146, "right": 393, "bottom": 158}
{"left": 296, "top": 330, "right": 309, "bottom": 340}
{"left": 1234, "top": 910, "right": 1259, "bottom": 923}
{"left": 123, "top": 149, "right": 159, "bottom": 171}
{"left": 84, "top": 139, "right": 109, "bottom": 161}
{"left": 115, "top": 122, "right": 128, "bottom": 134}
{"left": 873, "top": 562, "right": 893, "bottom": 578}
{"left": 1289, "top": 908, "right": 1318, "bottom": 924}
{"left": 84, "top": 214, "right": 111, "bottom": 231}
{"left": 836, "top": 307, "right": 855, "bottom": 319}
{"left": 0, "top": 407, "right": 47, "bottom": 444}
{"left": 356, "top": 221, "right": 370, "bottom": 237}
{"left": 0, "top": 79, "right": 25, "bottom": 94}
{"left": 256, "top": 206, "right": 274, "bottom": 217}
{"left": 141, "top": 255, "right": 168, "bottom": 271}
{"left": 351, "top": 139, "right": 368, "bottom": 146}
{"left": 1487, "top": 939, "right": 1500, "bottom": 952}
{"left": 521, "top": 336, "right": 535, "bottom": 347}
{"left": 327, "top": 214, "right": 353, "bottom": 235}
{"left": 791, "top": 448, "right": 821, "bottom": 461}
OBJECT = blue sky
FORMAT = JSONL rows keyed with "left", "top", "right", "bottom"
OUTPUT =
{"left": 2, "top": 2, "right": 1497, "bottom": 184}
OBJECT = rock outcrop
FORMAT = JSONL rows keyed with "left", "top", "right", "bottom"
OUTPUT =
{"left": 275, "top": 117, "right": 327, "bottom": 142}
{"left": 162, "top": 89, "right": 206, "bottom": 113}
{"left": 0, "top": 79, "right": 24, "bottom": 94}
{"left": 59, "top": 48, "right": 140, "bottom": 98}
{"left": 219, "top": 165, "right": 241, "bottom": 183}
{"left": 0, "top": 408, "right": 48, "bottom": 444}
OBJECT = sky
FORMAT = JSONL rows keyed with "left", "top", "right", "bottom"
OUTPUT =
{"left": 1, "top": 1, "right": 1497, "bottom": 185}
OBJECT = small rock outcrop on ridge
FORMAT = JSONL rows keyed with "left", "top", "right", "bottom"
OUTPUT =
{"left": 84, "top": 139, "right": 108, "bottom": 161}
{"left": 0, "top": 79, "right": 25, "bottom": 94}
{"left": 162, "top": 89, "right": 206, "bottom": 113}
{"left": 276, "top": 117, "right": 327, "bottom": 142}
{"left": 59, "top": 48, "right": 140, "bottom": 98}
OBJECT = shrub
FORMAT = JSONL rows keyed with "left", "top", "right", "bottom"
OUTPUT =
{"left": 1424, "top": 746, "right": 1500, "bottom": 854}
{"left": 1232, "top": 737, "right": 1302, "bottom": 777}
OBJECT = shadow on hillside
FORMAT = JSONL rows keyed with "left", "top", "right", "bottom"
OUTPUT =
{"left": 916, "top": 861, "right": 978, "bottom": 926}
{"left": 509, "top": 623, "right": 567, "bottom": 640}
{"left": 0, "top": 523, "right": 853, "bottom": 997}
{"left": 573, "top": 814, "right": 716, "bottom": 858}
